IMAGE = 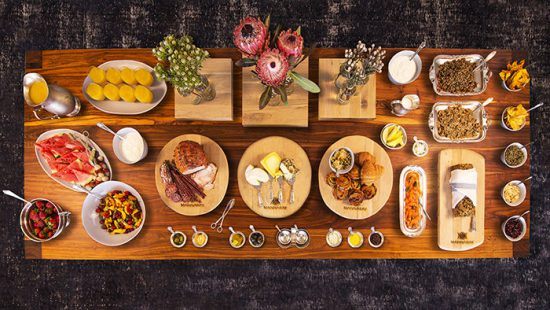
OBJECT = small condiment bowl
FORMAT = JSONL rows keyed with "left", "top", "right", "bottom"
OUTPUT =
{"left": 387, "top": 50, "right": 422, "bottom": 85}
{"left": 380, "top": 123, "right": 407, "bottom": 150}
{"left": 112, "top": 127, "right": 148, "bottom": 165}
{"left": 191, "top": 225, "right": 208, "bottom": 248}
{"left": 167, "top": 226, "right": 186, "bottom": 248}
{"left": 294, "top": 228, "right": 310, "bottom": 249}
{"left": 501, "top": 107, "right": 526, "bottom": 132}
{"left": 347, "top": 227, "right": 364, "bottom": 248}
{"left": 228, "top": 227, "right": 246, "bottom": 249}
{"left": 368, "top": 227, "right": 384, "bottom": 248}
{"left": 502, "top": 80, "right": 523, "bottom": 93}
{"left": 502, "top": 214, "right": 527, "bottom": 242}
{"left": 501, "top": 180, "right": 527, "bottom": 207}
{"left": 412, "top": 136, "right": 429, "bottom": 157}
{"left": 248, "top": 225, "right": 265, "bottom": 248}
{"left": 501, "top": 142, "right": 528, "bottom": 168}
{"left": 276, "top": 227, "right": 292, "bottom": 248}
{"left": 329, "top": 147, "right": 355, "bottom": 176}
{"left": 325, "top": 228, "right": 342, "bottom": 248}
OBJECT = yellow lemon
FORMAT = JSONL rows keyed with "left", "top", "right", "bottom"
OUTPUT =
{"left": 103, "top": 83, "right": 120, "bottom": 101}
{"left": 106, "top": 68, "right": 122, "bottom": 84}
{"left": 119, "top": 84, "right": 135, "bottom": 102}
{"left": 134, "top": 85, "right": 153, "bottom": 103}
{"left": 120, "top": 67, "right": 137, "bottom": 85}
{"left": 86, "top": 83, "right": 105, "bottom": 101}
{"left": 88, "top": 66, "right": 106, "bottom": 84}
{"left": 135, "top": 69, "right": 154, "bottom": 86}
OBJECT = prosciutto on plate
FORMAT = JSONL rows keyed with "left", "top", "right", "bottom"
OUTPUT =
{"left": 36, "top": 133, "right": 110, "bottom": 189}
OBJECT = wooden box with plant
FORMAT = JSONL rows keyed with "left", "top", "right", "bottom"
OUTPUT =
{"left": 153, "top": 34, "right": 233, "bottom": 121}
{"left": 234, "top": 16, "right": 319, "bottom": 127}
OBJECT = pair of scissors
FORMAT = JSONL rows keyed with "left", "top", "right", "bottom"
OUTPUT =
{"left": 210, "top": 199, "right": 235, "bottom": 233}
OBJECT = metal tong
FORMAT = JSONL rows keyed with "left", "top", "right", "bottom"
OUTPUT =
{"left": 210, "top": 198, "right": 235, "bottom": 233}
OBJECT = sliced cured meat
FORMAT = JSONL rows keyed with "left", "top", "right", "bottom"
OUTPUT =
{"left": 191, "top": 163, "right": 218, "bottom": 190}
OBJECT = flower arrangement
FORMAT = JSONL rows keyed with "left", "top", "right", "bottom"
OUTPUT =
{"left": 335, "top": 41, "right": 386, "bottom": 104}
{"left": 152, "top": 35, "right": 212, "bottom": 100}
{"left": 233, "top": 16, "right": 320, "bottom": 110}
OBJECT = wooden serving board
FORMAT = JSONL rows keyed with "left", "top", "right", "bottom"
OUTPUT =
{"left": 237, "top": 136, "right": 312, "bottom": 218}
{"left": 241, "top": 59, "right": 309, "bottom": 127}
{"left": 438, "top": 149, "right": 485, "bottom": 251}
{"left": 174, "top": 58, "right": 233, "bottom": 121}
{"left": 23, "top": 48, "right": 531, "bottom": 259}
{"left": 154, "top": 134, "right": 229, "bottom": 216}
{"left": 318, "top": 135, "right": 393, "bottom": 220}
{"left": 318, "top": 58, "right": 376, "bottom": 120}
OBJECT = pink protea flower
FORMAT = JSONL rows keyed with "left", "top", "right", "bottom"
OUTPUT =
{"left": 277, "top": 29, "right": 303, "bottom": 59}
{"left": 256, "top": 49, "right": 289, "bottom": 87}
{"left": 233, "top": 17, "right": 268, "bottom": 57}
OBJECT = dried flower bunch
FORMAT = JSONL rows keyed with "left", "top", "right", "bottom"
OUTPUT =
{"left": 152, "top": 34, "right": 209, "bottom": 95}
{"left": 233, "top": 15, "right": 320, "bottom": 110}
{"left": 341, "top": 41, "right": 386, "bottom": 87}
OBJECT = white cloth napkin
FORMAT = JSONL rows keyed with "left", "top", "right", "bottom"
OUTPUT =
{"left": 449, "top": 168, "right": 477, "bottom": 208}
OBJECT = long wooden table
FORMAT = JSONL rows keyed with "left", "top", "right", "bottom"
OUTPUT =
{"left": 23, "top": 48, "right": 530, "bottom": 259}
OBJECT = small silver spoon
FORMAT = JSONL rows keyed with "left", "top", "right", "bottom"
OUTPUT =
{"left": 409, "top": 41, "right": 426, "bottom": 61}
{"left": 97, "top": 122, "right": 125, "bottom": 141}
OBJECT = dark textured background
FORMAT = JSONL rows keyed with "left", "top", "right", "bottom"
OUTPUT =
{"left": 1, "top": 0, "right": 549, "bottom": 308}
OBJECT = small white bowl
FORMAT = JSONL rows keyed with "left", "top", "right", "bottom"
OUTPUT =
{"left": 501, "top": 180, "right": 527, "bottom": 207}
{"left": 329, "top": 147, "right": 355, "bottom": 175}
{"left": 501, "top": 142, "right": 528, "bottom": 168}
{"left": 347, "top": 228, "right": 364, "bottom": 248}
{"left": 368, "top": 227, "right": 384, "bottom": 248}
{"left": 167, "top": 227, "right": 186, "bottom": 248}
{"left": 388, "top": 50, "right": 422, "bottom": 85}
{"left": 501, "top": 107, "right": 526, "bottom": 132}
{"left": 502, "top": 215, "right": 527, "bottom": 242}
{"left": 380, "top": 123, "right": 407, "bottom": 150}
{"left": 112, "top": 127, "right": 148, "bottom": 164}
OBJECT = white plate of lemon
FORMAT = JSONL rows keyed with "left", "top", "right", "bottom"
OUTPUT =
{"left": 82, "top": 60, "right": 167, "bottom": 115}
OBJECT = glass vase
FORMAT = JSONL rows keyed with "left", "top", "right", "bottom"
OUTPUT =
{"left": 177, "top": 75, "right": 216, "bottom": 105}
{"left": 267, "top": 77, "right": 294, "bottom": 107}
{"left": 334, "top": 64, "right": 368, "bottom": 105}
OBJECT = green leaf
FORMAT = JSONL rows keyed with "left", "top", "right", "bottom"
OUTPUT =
{"left": 236, "top": 58, "right": 257, "bottom": 67}
{"left": 264, "top": 15, "right": 271, "bottom": 29}
{"left": 279, "top": 86, "right": 288, "bottom": 105}
{"left": 289, "top": 71, "right": 320, "bottom": 93}
{"left": 296, "top": 26, "right": 301, "bottom": 36}
{"left": 271, "top": 25, "right": 282, "bottom": 46}
{"left": 259, "top": 86, "right": 272, "bottom": 110}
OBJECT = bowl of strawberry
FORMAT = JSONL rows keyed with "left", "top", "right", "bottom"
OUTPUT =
{"left": 20, "top": 199, "right": 70, "bottom": 242}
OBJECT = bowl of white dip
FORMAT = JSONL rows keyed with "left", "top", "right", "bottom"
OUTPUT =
{"left": 388, "top": 50, "right": 422, "bottom": 85}
{"left": 112, "top": 127, "right": 148, "bottom": 164}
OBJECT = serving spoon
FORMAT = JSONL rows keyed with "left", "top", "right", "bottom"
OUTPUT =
{"left": 72, "top": 184, "right": 104, "bottom": 200}
{"left": 474, "top": 50, "right": 497, "bottom": 71}
{"left": 473, "top": 97, "right": 493, "bottom": 112}
{"left": 3, "top": 190, "right": 31, "bottom": 204}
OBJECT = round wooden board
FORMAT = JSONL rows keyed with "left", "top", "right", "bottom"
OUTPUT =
{"left": 237, "top": 136, "right": 312, "bottom": 219}
{"left": 154, "top": 134, "right": 229, "bottom": 216}
{"left": 318, "top": 135, "right": 393, "bottom": 220}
